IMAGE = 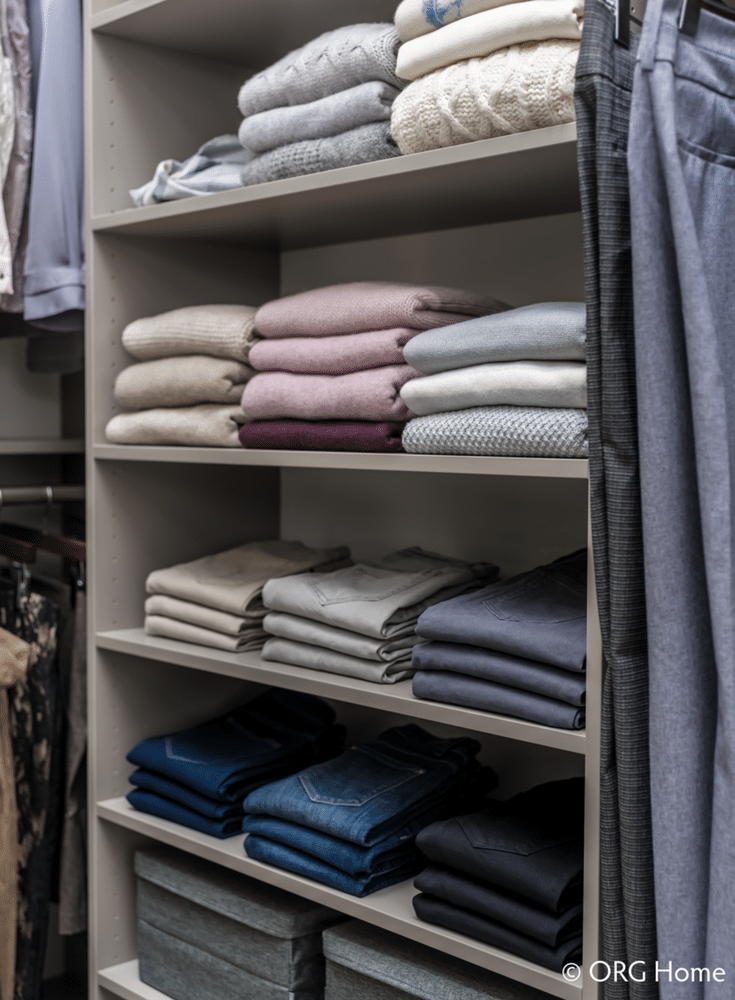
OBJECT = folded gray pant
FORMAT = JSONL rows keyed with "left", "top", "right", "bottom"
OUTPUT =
{"left": 404, "top": 301, "right": 587, "bottom": 374}
{"left": 262, "top": 547, "right": 497, "bottom": 639}
{"left": 400, "top": 361, "right": 588, "bottom": 415}
{"left": 238, "top": 81, "right": 399, "bottom": 154}
{"left": 144, "top": 615, "right": 267, "bottom": 653}
{"left": 262, "top": 637, "right": 415, "bottom": 684}
{"left": 263, "top": 611, "right": 420, "bottom": 662}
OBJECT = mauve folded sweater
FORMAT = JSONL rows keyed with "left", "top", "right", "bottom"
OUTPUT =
{"left": 249, "top": 326, "right": 420, "bottom": 374}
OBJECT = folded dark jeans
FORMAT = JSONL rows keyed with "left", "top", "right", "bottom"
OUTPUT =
{"left": 412, "top": 641, "right": 586, "bottom": 706}
{"left": 414, "top": 866, "right": 583, "bottom": 947}
{"left": 127, "top": 789, "right": 247, "bottom": 839}
{"left": 413, "top": 894, "right": 583, "bottom": 973}
{"left": 245, "top": 835, "right": 420, "bottom": 896}
{"left": 239, "top": 420, "right": 405, "bottom": 453}
{"left": 126, "top": 689, "right": 339, "bottom": 802}
{"left": 243, "top": 724, "right": 483, "bottom": 847}
{"left": 416, "top": 778, "right": 585, "bottom": 912}
{"left": 130, "top": 770, "right": 247, "bottom": 820}
{"left": 412, "top": 671, "right": 585, "bottom": 730}
{"left": 416, "top": 549, "right": 588, "bottom": 671}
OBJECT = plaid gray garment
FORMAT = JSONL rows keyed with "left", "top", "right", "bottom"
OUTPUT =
{"left": 401, "top": 406, "right": 588, "bottom": 458}
{"left": 130, "top": 135, "right": 251, "bottom": 206}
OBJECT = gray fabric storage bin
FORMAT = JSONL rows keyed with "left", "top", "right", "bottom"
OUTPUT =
{"left": 135, "top": 845, "right": 343, "bottom": 998}
{"left": 323, "top": 921, "right": 552, "bottom": 1000}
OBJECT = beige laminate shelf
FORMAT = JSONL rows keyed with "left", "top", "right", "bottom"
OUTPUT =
{"left": 97, "top": 797, "right": 582, "bottom": 1000}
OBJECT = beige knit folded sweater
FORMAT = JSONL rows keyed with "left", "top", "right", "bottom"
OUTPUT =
{"left": 122, "top": 304, "right": 258, "bottom": 362}
{"left": 105, "top": 404, "right": 247, "bottom": 447}
{"left": 113, "top": 355, "right": 255, "bottom": 409}
{"left": 391, "top": 39, "right": 579, "bottom": 154}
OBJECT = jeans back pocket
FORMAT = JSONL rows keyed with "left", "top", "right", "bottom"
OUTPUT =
{"left": 458, "top": 814, "right": 576, "bottom": 855}
{"left": 308, "top": 564, "right": 444, "bottom": 606}
{"left": 300, "top": 746, "right": 424, "bottom": 807}
{"left": 482, "top": 570, "right": 586, "bottom": 625}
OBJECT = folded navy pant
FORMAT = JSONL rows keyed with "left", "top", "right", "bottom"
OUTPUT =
{"left": 414, "top": 865, "right": 583, "bottom": 946}
{"left": 243, "top": 724, "right": 485, "bottom": 847}
{"left": 416, "top": 549, "right": 588, "bottom": 671}
{"left": 412, "top": 641, "right": 586, "bottom": 705}
{"left": 129, "top": 769, "right": 248, "bottom": 820}
{"left": 126, "top": 789, "right": 247, "bottom": 839}
{"left": 413, "top": 893, "right": 583, "bottom": 973}
{"left": 416, "top": 778, "right": 585, "bottom": 912}
{"left": 412, "top": 670, "right": 585, "bottom": 729}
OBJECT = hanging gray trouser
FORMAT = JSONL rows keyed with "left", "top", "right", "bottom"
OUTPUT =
{"left": 629, "top": 5, "right": 735, "bottom": 998}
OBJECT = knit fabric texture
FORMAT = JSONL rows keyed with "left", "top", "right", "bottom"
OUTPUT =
{"left": 396, "top": 0, "right": 584, "bottom": 80}
{"left": 395, "top": 0, "right": 529, "bottom": 42}
{"left": 238, "top": 81, "right": 399, "bottom": 155}
{"left": 391, "top": 39, "right": 579, "bottom": 154}
{"left": 402, "top": 406, "right": 588, "bottom": 457}
{"left": 114, "top": 356, "right": 255, "bottom": 409}
{"left": 240, "top": 122, "right": 400, "bottom": 187}
{"left": 122, "top": 305, "right": 258, "bottom": 362}
{"left": 249, "top": 327, "right": 419, "bottom": 374}
{"left": 237, "top": 24, "right": 404, "bottom": 117}
{"left": 105, "top": 405, "right": 247, "bottom": 447}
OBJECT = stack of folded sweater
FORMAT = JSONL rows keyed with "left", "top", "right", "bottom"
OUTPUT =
{"left": 401, "top": 302, "right": 588, "bottom": 458}
{"left": 261, "top": 547, "right": 499, "bottom": 682}
{"left": 105, "top": 304, "right": 259, "bottom": 447}
{"left": 144, "top": 539, "right": 351, "bottom": 653}
{"left": 414, "top": 777, "right": 584, "bottom": 972}
{"left": 239, "top": 281, "right": 509, "bottom": 453}
{"left": 126, "top": 689, "right": 345, "bottom": 838}
{"left": 411, "top": 549, "right": 588, "bottom": 729}
{"left": 391, "top": 0, "right": 584, "bottom": 154}
{"left": 237, "top": 24, "right": 406, "bottom": 187}
{"left": 242, "top": 723, "right": 496, "bottom": 896}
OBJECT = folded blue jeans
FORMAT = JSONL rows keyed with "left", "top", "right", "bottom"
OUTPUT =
{"left": 416, "top": 550, "right": 588, "bottom": 671}
{"left": 127, "top": 788, "right": 247, "bottom": 839}
{"left": 243, "top": 724, "right": 482, "bottom": 847}
{"left": 130, "top": 769, "right": 247, "bottom": 820}
{"left": 244, "top": 835, "right": 420, "bottom": 896}
{"left": 127, "top": 689, "right": 340, "bottom": 802}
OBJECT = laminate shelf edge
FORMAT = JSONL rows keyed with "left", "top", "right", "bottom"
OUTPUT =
{"left": 96, "top": 628, "right": 587, "bottom": 753}
{"left": 92, "top": 444, "right": 589, "bottom": 479}
{"left": 0, "top": 438, "right": 85, "bottom": 454}
{"left": 90, "top": 125, "right": 579, "bottom": 248}
{"left": 98, "top": 962, "right": 164, "bottom": 1000}
{"left": 96, "top": 798, "right": 582, "bottom": 1000}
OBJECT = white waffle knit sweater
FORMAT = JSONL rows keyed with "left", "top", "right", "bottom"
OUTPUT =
{"left": 390, "top": 39, "right": 579, "bottom": 154}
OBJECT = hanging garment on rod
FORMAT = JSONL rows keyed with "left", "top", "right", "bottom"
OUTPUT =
{"left": 0, "top": 626, "right": 29, "bottom": 1000}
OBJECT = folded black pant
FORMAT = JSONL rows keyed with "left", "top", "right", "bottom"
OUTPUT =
{"left": 414, "top": 865, "right": 583, "bottom": 946}
{"left": 413, "top": 893, "right": 583, "bottom": 973}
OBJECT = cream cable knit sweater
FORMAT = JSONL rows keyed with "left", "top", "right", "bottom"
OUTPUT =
{"left": 391, "top": 39, "right": 579, "bottom": 154}
{"left": 396, "top": 0, "right": 584, "bottom": 80}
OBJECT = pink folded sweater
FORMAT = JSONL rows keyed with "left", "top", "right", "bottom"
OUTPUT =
{"left": 249, "top": 327, "right": 421, "bottom": 374}
{"left": 241, "top": 366, "right": 420, "bottom": 422}
{"left": 254, "top": 282, "right": 508, "bottom": 339}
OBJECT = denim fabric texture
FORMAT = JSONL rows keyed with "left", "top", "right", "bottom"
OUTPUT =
{"left": 414, "top": 865, "right": 583, "bottom": 946}
{"left": 262, "top": 548, "right": 498, "bottom": 639}
{"left": 412, "top": 640, "right": 586, "bottom": 705}
{"left": 412, "top": 670, "right": 585, "bottom": 729}
{"left": 126, "top": 789, "right": 248, "bottom": 838}
{"left": 630, "top": 3, "right": 735, "bottom": 995}
{"left": 245, "top": 835, "right": 419, "bottom": 896}
{"left": 413, "top": 893, "right": 583, "bottom": 973}
{"left": 129, "top": 769, "right": 248, "bottom": 819}
{"left": 243, "top": 724, "right": 484, "bottom": 846}
{"left": 416, "top": 549, "right": 587, "bottom": 671}
{"left": 403, "top": 303, "right": 587, "bottom": 374}
{"left": 126, "top": 689, "right": 340, "bottom": 802}
{"left": 415, "top": 778, "right": 585, "bottom": 911}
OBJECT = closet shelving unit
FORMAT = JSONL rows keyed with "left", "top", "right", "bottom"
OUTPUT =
{"left": 85, "top": 2, "right": 601, "bottom": 999}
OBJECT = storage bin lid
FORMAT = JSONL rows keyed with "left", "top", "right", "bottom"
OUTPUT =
{"left": 323, "top": 921, "right": 551, "bottom": 1000}
{"left": 135, "top": 846, "right": 342, "bottom": 939}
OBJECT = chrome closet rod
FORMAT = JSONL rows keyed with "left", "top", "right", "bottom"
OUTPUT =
{"left": 0, "top": 485, "right": 85, "bottom": 506}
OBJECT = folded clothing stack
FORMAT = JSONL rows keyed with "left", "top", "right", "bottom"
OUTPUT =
{"left": 105, "top": 304, "right": 260, "bottom": 447}
{"left": 243, "top": 723, "right": 495, "bottom": 896}
{"left": 391, "top": 0, "right": 583, "bottom": 154}
{"left": 401, "top": 302, "right": 588, "bottom": 457}
{"left": 144, "top": 538, "right": 350, "bottom": 653}
{"left": 126, "top": 689, "right": 345, "bottom": 839}
{"left": 261, "top": 547, "right": 499, "bottom": 683}
{"left": 412, "top": 549, "right": 588, "bottom": 728}
{"left": 414, "top": 777, "right": 585, "bottom": 972}
{"left": 237, "top": 24, "right": 406, "bottom": 186}
{"left": 240, "top": 281, "right": 508, "bottom": 452}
